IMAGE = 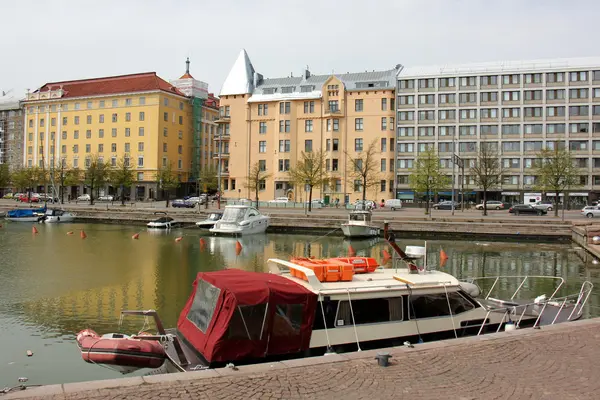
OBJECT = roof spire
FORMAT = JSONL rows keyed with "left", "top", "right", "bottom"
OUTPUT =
{"left": 186, "top": 57, "right": 190, "bottom": 74}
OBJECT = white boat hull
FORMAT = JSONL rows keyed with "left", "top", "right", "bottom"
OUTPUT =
{"left": 5, "top": 216, "right": 42, "bottom": 222}
{"left": 195, "top": 221, "right": 217, "bottom": 228}
{"left": 43, "top": 213, "right": 76, "bottom": 223}
{"left": 210, "top": 219, "right": 269, "bottom": 236}
{"left": 341, "top": 224, "right": 380, "bottom": 238}
{"left": 147, "top": 222, "right": 174, "bottom": 229}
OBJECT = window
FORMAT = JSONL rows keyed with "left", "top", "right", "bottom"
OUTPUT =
{"left": 503, "top": 158, "right": 520, "bottom": 168}
{"left": 278, "top": 159, "right": 290, "bottom": 171}
{"left": 502, "top": 108, "right": 520, "bottom": 118}
{"left": 111, "top": 128, "right": 117, "bottom": 137}
{"left": 61, "top": 145, "right": 66, "bottom": 153}
{"left": 74, "top": 116, "right": 80, "bottom": 125}
{"left": 547, "top": 89, "right": 565, "bottom": 100}
{"left": 439, "top": 77, "right": 456, "bottom": 88}
{"left": 85, "top": 144, "right": 91, "bottom": 153}
{"left": 547, "top": 72, "right": 564, "bottom": 83}
{"left": 86, "top": 130, "right": 91, "bottom": 139}
{"left": 399, "top": 143, "right": 414, "bottom": 153}
{"left": 390, "top": 117, "right": 395, "bottom": 130}
{"left": 502, "top": 91, "right": 520, "bottom": 101}
{"left": 570, "top": 88, "right": 589, "bottom": 100}
{"left": 62, "top": 117, "right": 67, "bottom": 126}
{"left": 459, "top": 93, "right": 476, "bottom": 104}
{"left": 419, "top": 94, "right": 435, "bottom": 104}
{"left": 419, "top": 78, "right": 435, "bottom": 88}
{"left": 353, "top": 179, "right": 362, "bottom": 192}
{"left": 523, "top": 90, "right": 543, "bottom": 101}
{"left": 398, "top": 159, "right": 414, "bottom": 169}
{"left": 502, "top": 74, "right": 520, "bottom": 85}
{"left": 163, "top": 143, "right": 167, "bottom": 152}
{"left": 502, "top": 125, "right": 520, "bottom": 135}
{"left": 259, "top": 122, "right": 267, "bottom": 134}
{"left": 97, "top": 143, "right": 104, "bottom": 153}
{"left": 381, "top": 117, "right": 387, "bottom": 130}
{"left": 355, "top": 99, "right": 363, "bottom": 111}
{"left": 259, "top": 141, "right": 266, "bottom": 153}
{"left": 332, "top": 139, "right": 339, "bottom": 151}
{"left": 278, "top": 140, "right": 291, "bottom": 152}
{"left": 479, "top": 125, "right": 498, "bottom": 135}
{"left": 162, "top": 112, "right": 168, "bottom": 122}
{"left": 279, "top": 102, "right": 291, "bottom": 114}
{"left": 139, "top": 127, "right": 144, "bottom": 136}
{"left": 524, "top": 141, "right": 543, "bottom": 151}
{"left": 569, "top": 140, "right": 588, "bottom": 151}
{"left": 328, "top": 100, "right": 339, "bottom": 112}
{"left": 481, "top": 92, "right": 498, "bottom": 102}
{"left": 302, "top": 101, "right": 314, "bottom": 114}
{"left": 258, "top": 104, "right": 268, "bottom": 115}
{"left": 438, "top": 126, "right": 455, "bottom": 137}
{"left": 381, "top": 138, "right": 387, "bottom": 152}
{"left": 74, "top": 130, "right": 79, "bottom": 139}
{"left": 460, "top": 109, "right": 477, "bottom": 120}
{"left": 570, "top": 106, "right": 589, "bottom": 116}
{"left": 62, "top": 131, "right": 67, "bottom": 140}
{"left": 333, "top": 119, "right": 339, "bottom": 131}
{"left": 138, "top": 156, "right": 144, "bottom": 167}
{"left": 419, "top": 126, "right": 435, "bottom": 136}
{"left": 460, "top": 76, "right": 476, "bottom": 87}
{"left": 409, "top": 293, "right": 474, "bottom": 319}
{"left": 332, "top": 159, "right": 339, "bottom": 171}
{"left": 355, "top": 118, "right": 363, "bottom": 131}
{"left": 139, "top": 111, "right": 145, "bottom": 121}
{"left": 570, "top": 123, "right": 589, "bottom": 134}
{"left": 480, "top": 75, "right": 498, "bottom": 86}
{"left": 179, "top": 130, "right": 183, "bottom": 139}
{"left": 399, "top": 127, "right": 415, "bottom": 137}
{"left": 354, "top": 159, "right": 363, "bottom": 172}
{"left": 380, "top": 159, "right": 386, "bottom": 172}
{"left": 547, "top": 106, "right": 566, "bottom": 117}
{"left": 400, "top": 79, "right": 415, "bottom": 89}
{"left": 381, "top": 98, "right": 387, "bottom": 111}
{"left": 458, "top": 142, "right": 476, "bottom": 152}
{"left": 480, "top": 108, "right": 498, "bottom": 119}
{"left": 524, "top": 124, "right": 543, "bottom": 134}
{"left": 138, "top": 142, "right": 144, "bottom": 152}
{"left": 279, "top": 120, "right": 291, "bottom": 133}
{"left": 399, "top": 95, "right": 415, "bottom": 105}
{"left": 125, "top": 143, "right": 130, "bottom": 152}
{"left": 459, "top": 126, "right": 476, "bottom": 136}
{"left": 418, "top": 110, "right": 435, "bottom": 120}
{"left": 304, "top": 140, "right": 313, "bottom": 152}
{"left": 547, "top": 141, "right": 566, "bottom": 151}
{"left": 524, "top": 73, "right": 542, "bottom": 84}
{"left": 502, "top": 142, "right": 520, "bottom": 152}
{"left": 380, "top": 180, "right": 387, "bottom": 192}
{"left": 355, "top": 138, "right": 363, "bottom": 152}
{"left": 570, "top": 71, "right": 588, "bottom": 82}
{"left": 305, "top": 120, "right": 313, "bottom": 132}
{"left": 163, "top": 127, "right": 168, "bottom": 137}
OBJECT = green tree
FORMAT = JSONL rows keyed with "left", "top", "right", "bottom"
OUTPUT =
{"left": 198, "top": 165, "right": 219, "bottom": 193}
{"left": 470, "top": 142, "right": 505, "bottom": 216}
{"left": 245, "top": 161, "right": 271, "bottom": 209}
{"left": 110, "top": 156, "right": 135, "bottom": 206}
{"left": 533, "top": 146, "right": 579, "bottom": 217}
{"left": 84, "top": 155, "right": 110, "bottom": 205}
{"left": 346, "top": 139, "right": 380, "bottom": 210}
{"left": 0, "top": 164, "right": 10, "bottom": 191}
{"left": 288, "top": 150, "right": 329, "bottom": 212}
{"left": 11, "top": 167, "right": 45, "bottom": 200}
{"left": 54, "top": 160, "right": 81, "bottom": 204}
{"left": 157, "top": 162, "right": 180, "bottom": 207}
{"left": 409, "top": 147, "right": 450, "bottom": 215}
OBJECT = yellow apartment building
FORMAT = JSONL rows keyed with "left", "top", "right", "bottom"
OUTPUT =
{"left": 22, "top": 60, "right": 219, "bottom": 200}
{"left": 217, "top": 50, "right": 400, "bottom": 203}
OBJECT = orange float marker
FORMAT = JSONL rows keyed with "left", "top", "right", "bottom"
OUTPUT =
{"left": 132, "top": 233, "right": 140, "bottom": 240}
{"left": 67, "top": 231, "right": 74, "bottom": 235}
{"left": 199, "top": 238, "right": 206, "bottom": 250}
{"left": 32, "top": 226, "right": 39, "bottom": 234}
{"left": 175, "top": 236, "right": 183, "bottom": 242}
{"left": 347, "top": 245, "right": 356, "bottom": 257}
{"left": 80, "top": 230, "right": 87, "bottom": 239}
{"left": 382, "top": 249, "right": 391, "bottom": 263}
{"left": 235, "top": 240, "right": 243, "bottom": 255}
{"left": 440, "top": 249, "right": 449, "bottom": 267}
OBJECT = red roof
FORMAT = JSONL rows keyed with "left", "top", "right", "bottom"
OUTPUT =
{"left": 204, "top": 93, "right": 219, "bottom": 109}
{"left": 179, "top": 72, "right": 194, "bottom": 79}
{"left": 32, "top": 72, "right": 186, "bottom": 100}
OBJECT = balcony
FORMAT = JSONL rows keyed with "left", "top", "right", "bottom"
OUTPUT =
{"left": 218, "top": 169, "right": 230, "bottom": 177}
{"left": 215, "top": 115, "right": 231, "bottom": 123}
{"left": 325, "top": 108, "right": 342, "bottom": 116}
{"left": 213, "top": 152, "right": 230, "bottom": 159}
{"left": 213, "top": 134, "right": 230, "bottom": 141}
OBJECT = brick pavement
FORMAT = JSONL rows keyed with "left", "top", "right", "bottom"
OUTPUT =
{"left": 6, "top": 318, "right": 600, "bottom": 400}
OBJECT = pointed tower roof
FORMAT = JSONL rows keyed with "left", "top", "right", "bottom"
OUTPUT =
{"left": 179, "top": 57, "right": 194, "bottom": 79}
{"left": 220, "top": 49, "right": 256, "bottom": 96}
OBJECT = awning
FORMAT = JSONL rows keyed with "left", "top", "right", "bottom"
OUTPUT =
{"left": 501, "top": 192, "right": 520, "bottom": 196}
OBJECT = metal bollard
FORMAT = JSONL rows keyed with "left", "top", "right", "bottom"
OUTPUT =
{"left": 375, "top": 352, "right": 391, "bottom": 367}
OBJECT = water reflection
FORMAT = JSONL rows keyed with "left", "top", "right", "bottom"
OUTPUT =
{"left": 0, "top": 222, "right": 599, "bottom": 386}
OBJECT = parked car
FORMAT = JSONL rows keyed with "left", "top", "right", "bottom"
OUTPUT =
{"left": 269, "top": 197, "right": 290, "bottom": 204}
{"left": 581, "top": 206, "right": 600, "bottom": 219}
{"left": 186, "top": 196, "right": 205, "bottom": 205}
{"left": 433, "top": 201, "right": 460, "bottom": 210}
{"left": 305, "top": 199, "right": 324, "bottom": 209}
{"left": 2, "top": 193, "right": 14, "bottom": 199}
{"left": 384, "top": 199, "right": 403, "bottom": 211}
{"left": 77, "top": 194, "right": 91, "bottom": 201}
{"left": 533, "top": 201, "right": 554, "bottom": 212}
{"left": 508, "top": 204, "right": 547, "bottom": 216}
{"left": 18, "top": 194, "right": 40, "bottom": 203}
{"left": 37, "top": 193, "right": 59, "bottom": 203}
{"left": 475, "top": 200, "right": 505, "bottom": 210}
{"left": 97, "top": 195, "right": 114, "bottom": 202}
{"left": 172, "top": 199, "right": 195, "bottom": 208}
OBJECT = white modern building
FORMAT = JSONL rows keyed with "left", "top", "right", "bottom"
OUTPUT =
{"left": 395, "top": 57, "right": 600, "bottom": 207}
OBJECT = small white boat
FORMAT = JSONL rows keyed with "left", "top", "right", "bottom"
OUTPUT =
{"left": 5, "top": 206, "right": 46, "bottom": 222}
{"left": 195, "top": 211, "right": 223, "bottom": 229}
{"left": 210, "top": 205, "right": 269, "bottom": 236}
{"left": 147, "top": 213, "right": 177, "bottom": 229}
{"left": 341, "top": 210, "right": 380, "bottom": 238}
{"left": 41, "top": 209, "right": 76, "bottom": 223}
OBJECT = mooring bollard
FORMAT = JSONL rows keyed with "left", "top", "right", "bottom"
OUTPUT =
{"left": 375, "top": 352, "right": 391, "bottom": 367}
{"left": 383, "top": 221, "right": 389, "bottom": 238}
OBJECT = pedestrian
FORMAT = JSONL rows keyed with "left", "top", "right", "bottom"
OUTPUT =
{"left": 380, "top": 199, "right": 385, "bottom": 208}
{"left": 335, "top": 198, "right": 339, "bottom": 208}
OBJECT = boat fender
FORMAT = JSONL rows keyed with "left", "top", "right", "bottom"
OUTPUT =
{"left": 534, "top": 294, "right": 547, "bottom": 304}
{"left": 459, "top": 282, "right": 481, "bottom": 297}
{"left": 505, "top": 321, "right": 517, "bottom": 332}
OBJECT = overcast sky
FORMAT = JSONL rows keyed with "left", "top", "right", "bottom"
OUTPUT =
{"left": 1, "top": 0, "right": 598, "bottom": 98}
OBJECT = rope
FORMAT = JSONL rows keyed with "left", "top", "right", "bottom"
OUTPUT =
{"left": 444, "top": 284, "right": 458, "bottom": 339}
{"left": 318, "top": 292, "right": 333, "bottom": 351}
{"left": 346, "top": 290, "right": 361, "bottom": 352}
{"left": 285, "top": 227, "right": 341, "bottom": 260}
{"left": 407, "top": 286, "right": 423, "bottom": 343}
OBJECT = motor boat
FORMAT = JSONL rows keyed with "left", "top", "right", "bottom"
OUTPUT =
{"left": 147, "top": 212, "right": 177, "bottom": 229}
{"left": 39, "top": 208, "right": 76, "bottom": 223}
{"left": 341, "top": 210, "right": 380, "bottom": 238}
{"left": 5, "top": 206, "right": 47, "bottom": 222}
{"left": 77, "top": 233, "right": 592, "bottom": 375}
{"left": 209, "top": 205, "right": 269, "bottom": 236}
{"left": 195, "top": 211, "right": 223, "bottom": 229}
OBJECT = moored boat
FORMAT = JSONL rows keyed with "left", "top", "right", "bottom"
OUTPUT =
{"left": 5, "top": 206, "right": 47, "bottom": 222}
{"left": 209, "top": 205, "right": 269, "bottom": 236}
{"left": 195, "top": 211, "right": 223, "bottom": 228}
{"left": 147, "top": 212, "right": 177, "bottom": 229}
{"left": 341, "top": 211, "right": 380, "bottom": 238}
{"left": 39, "top": 208, "right": 76, "bottom": 223}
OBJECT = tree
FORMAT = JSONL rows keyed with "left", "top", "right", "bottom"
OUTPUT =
{"left": 470, "top": 142, "right": 505, "bottom": 216}
{"left": 157, "top": 162, "right": 180, "bottom": 208}
{"left": 409, "top": 147, "right": 450, "bottom": 215}
{"left": 0, "top": 164, "right": 10, "bottom": 191}
{"left": 11, "top": 167, "right": 45, "bottom": 200}
{"left": 53, "top": 160, "right": 81, "bottom": 204}
{"left": 245, "top": 161, "right": 271, "bottom": 209}
{"left": 84, "top": 155, "right": 110, "bottom": 205}
{"left": 198, "top": 165, "right": 219, "bottom": 193}
{"left": 533, "top": 146, "right": 579, "bottom": 217}
{"left": 346, "top": 139, "right": 380, "bottom": 210}
{"left": 110, "top": 156, "right": 135, "bottom": 206}
{"left": 288, "top": 150, "right": 329, "bottom": 212}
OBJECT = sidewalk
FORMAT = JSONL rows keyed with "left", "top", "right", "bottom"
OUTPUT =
{"left": 7, "top": 318, "right": 600, "bottom": 400}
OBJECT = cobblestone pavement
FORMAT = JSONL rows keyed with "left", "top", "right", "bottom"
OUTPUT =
{"left": 8, "top": 319, "right": 600, "bottom": 400}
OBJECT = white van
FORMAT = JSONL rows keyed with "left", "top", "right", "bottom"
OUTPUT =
{"left": 384, "top": 199, "right": 402, "bottom": 211}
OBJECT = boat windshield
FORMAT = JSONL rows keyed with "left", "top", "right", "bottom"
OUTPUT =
{"left": 208, "top": 213, "right": 222, "bottom": 221}
{"left": 221, "top": 208, "right": 246, "bottom": 223}
{"left": 349, "top": 213, "right": 368, "bottom": 222}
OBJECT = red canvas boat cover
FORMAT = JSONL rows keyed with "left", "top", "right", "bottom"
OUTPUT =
{"left": 177, "top": 269, "right": 317, "bottom": 363}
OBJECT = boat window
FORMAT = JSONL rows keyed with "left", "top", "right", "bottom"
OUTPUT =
{"left": 248, "top": 210, "right": 258, "bottom": 218}
{"left": 349, "top": 214, "right": 366, "bottom": 222}
{"left": 272, "top": 304, "right": 303, "bottom": 337}
{"left": 227, "top": 304, "right": 267, "bottom": 340}
{"left": 335, "top": 297, "right": 404, "bottom": 326}
{"left": 186, "top": 280, "right": 221, "bottom": 333}
{"left": 312, "top": 300, "right": 339, "bottom": 330}
{"left": 409, "top": 292, "right": 475, "bottom": 319}
{"left": 221, "top": 208, "right": 245, "bottom": 222}
{"left": 209, "top": 213, "right": 220, "bottom": 221}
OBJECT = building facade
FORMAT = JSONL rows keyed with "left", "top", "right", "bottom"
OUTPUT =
{"left": 22, "top": 62, "right": 218, "bottom": 199}
{"left": 0, "top": 92, "right": 24, "bottom": 171}
{"left": 218, "top": 49, "right": 400, "bottom": 203}
{"left": 395, "top": 57, "right": 600, "bottom": 207}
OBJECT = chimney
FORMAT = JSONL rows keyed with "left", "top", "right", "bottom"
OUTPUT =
{"left": 303, "top": 66, "right": 311, "bottom": 80}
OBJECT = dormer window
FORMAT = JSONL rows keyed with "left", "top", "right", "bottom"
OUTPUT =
{"left": 281, "top": 86, "right": 295, "bottom": 94}
{"left": 263, "top": 88, "right": 276, "bottom": 94}
{"left": 300, "top": 85, "right": 314, "bottom": 93}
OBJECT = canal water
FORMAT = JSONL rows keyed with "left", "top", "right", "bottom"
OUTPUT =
{"left": 0, "top": 222, "right": 599, "bottom": 387}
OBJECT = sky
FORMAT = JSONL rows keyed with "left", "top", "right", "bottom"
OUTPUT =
{"left": 1, "top": 0, "right": 599, "bottom": 99}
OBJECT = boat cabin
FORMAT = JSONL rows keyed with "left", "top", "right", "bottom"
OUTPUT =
{"left": 348, "top": 210, "right": 372, "bottom": 224}
{"left": 206, "top": 211, "right": 223, "bottom": 222}
{"left": 220, "top": 206, "right": 261, "bottom": 224}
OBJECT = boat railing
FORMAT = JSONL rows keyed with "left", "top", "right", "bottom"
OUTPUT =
{"left": 461, "top": 275, "right": 566, "bottom": 301}
{"left": 473, "top": 280, "right": 593, "bottom": 335}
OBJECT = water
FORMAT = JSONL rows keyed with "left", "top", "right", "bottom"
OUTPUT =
{"left": 0, "top": 222, "right": 599, "bottom": 387}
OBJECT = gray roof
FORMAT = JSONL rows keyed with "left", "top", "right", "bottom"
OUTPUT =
{"left": 0, "top": 91, "right": 21, "bottom": 111}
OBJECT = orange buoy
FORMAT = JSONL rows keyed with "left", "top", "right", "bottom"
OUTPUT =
{"left": 235, "top": 240, "right": 243, "bottom": 255}
{"left": 347, "top": 245, "right": 356, "bottom": 257}
{"left": 199, "top": 237, "right": 206, "bottom": 250}
{"left": 32, "top": 226, "right": 39, "bottom": 234}
{"left": 175, "top": 236, "right": 183, "bottom": 242}
{"left": 67, "top": 231, "right": 74, "bottom": 235}
{"left": 132, "top": 233, "right": 140, "bottom": 240}
{"left": 440, "top": 249, "right": 449, "bottom": 267}
{"left": 382, "top": 249, "right": 391, "bottom": 263}
{"left": 80, "top": 230, "right": 87, "bottom": 239}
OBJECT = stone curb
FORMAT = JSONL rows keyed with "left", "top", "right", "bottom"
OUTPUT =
{"left": 6, "top": 318, "right": 600, "bottom": 399}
